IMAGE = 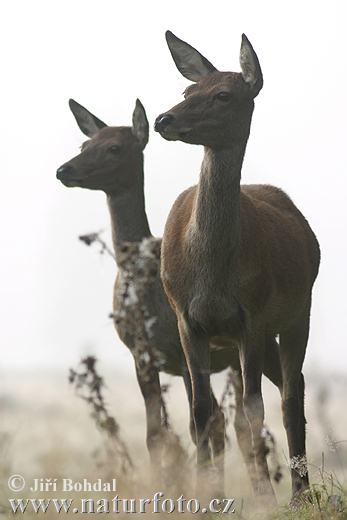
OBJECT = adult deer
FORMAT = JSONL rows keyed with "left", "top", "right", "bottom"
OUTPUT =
{"left": 155, "top": 32, "right": 320, "bottom": 502}
{"left": 56, "top": 98, "right": 247, "bottom": 486}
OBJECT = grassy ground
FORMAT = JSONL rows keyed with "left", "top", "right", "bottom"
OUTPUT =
{"left": 0, "top": 366, "right": 346, "bottom": 519}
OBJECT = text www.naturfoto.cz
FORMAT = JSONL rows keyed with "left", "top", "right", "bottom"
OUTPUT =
{"left": 9, "top": 494, "right": 236, "bottom": 515}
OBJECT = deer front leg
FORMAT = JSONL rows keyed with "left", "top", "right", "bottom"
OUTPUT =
{"left": 239, "top": 333, "right": 276, "bottom": 502}
{"left": 182, "top": 367, "right": 197, "bottom": 446}
{"left": 177, "top": 315, "right": 213, "bottom": 493}
{"left": 183, "top": 369, "right": 225, "bottom": 492}
{"left": 135, "top": 361, "right": 163, "bottom": 478}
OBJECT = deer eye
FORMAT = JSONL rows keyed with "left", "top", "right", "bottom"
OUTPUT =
{"left": 108, "top": 144, "right": 120, "bottom": 154}
{"left": 215, "top": 91, "right": 231, "bottom": 102}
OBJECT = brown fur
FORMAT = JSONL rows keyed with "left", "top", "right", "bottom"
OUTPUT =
{"left": 155, "top": 32, "right": 320, "bottom": 501}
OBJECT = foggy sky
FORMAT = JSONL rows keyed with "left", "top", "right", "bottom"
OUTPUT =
{"left": 1, "top": 0, "right": 346, "bottom": 373}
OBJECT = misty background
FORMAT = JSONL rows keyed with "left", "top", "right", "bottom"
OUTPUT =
{"left": 1, "top": 0, "right": 346, "bottom": 377}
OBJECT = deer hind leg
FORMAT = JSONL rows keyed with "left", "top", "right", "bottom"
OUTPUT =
{"left": 231, "top": 368, "right": 258, "bottom": 491}
{"left": 232, "top": 336, "right": 282, "bottom": 493}
{"left": 263, "top": 335, "right": 283, "bottom": 391}
{"left": 210, "top": 392, "right": 225, "bottom": 491}
{"left": 239, "top": 332, "right": 276, "bottom": 501}
{"left": 177, "top": 314, "right": 214, "bottom": 493}
{"left": 135, "top": 362, "right": 163, "bottom": 478}
{"left": 279, "top": 311, "right": 310, "bottom": 500}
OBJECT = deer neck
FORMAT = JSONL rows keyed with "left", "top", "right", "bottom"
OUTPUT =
{"left": 192, "top": 144, "right": 247, "bottom": 285}
{"left": 107, "top": 175, "right": 151, "bottom": 263}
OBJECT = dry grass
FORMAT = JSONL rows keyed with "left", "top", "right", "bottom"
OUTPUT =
{"left": 0, "top": 366, "right": 346, "bottom": 519}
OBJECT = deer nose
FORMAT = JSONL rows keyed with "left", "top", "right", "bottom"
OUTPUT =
{"left": 154, "top": 114, "right": 174, "bottom": 132}
{"left": 56, "top": 164, "right": 74, "bottom": 179}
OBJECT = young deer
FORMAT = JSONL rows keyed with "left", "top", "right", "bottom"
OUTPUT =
{"left": 155, "top": 32, "right": 320, "bottom": 502}
{"left": 56, "top": 98, "right": 237, "bottom": 482}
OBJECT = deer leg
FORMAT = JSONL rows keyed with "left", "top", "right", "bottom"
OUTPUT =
{"left": 232, "top": 368, "right": 258, "bottom": 491}
{"left": 279, "top": 312, "right": 310, "bottom": 499}
{"left": 177, "top": 315, "right": 213, "bottom": 492}
{"left": 231, "top": 336, "right": 282, "bottom": 493}
{"left": 210, "top": 392, "right": 225, "bottom": 491}
{"left": 135, "top": 361, "right": 163, "bottom": 476}
{"left": 239, "top": 333, "right": 276, "bottom": 500}
{"left": 182, "top": 367, "right": 197, "bottom": 446}
{"left": 183, "top": 370, "right": 225, "bottom": 490}
{"left": 263, "top": 335, "right": 283, "bottom": 391}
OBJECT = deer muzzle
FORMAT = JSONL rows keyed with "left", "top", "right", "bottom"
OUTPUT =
{"left": 154, "top": 113, "right": 192, "bottom": 141}
{"left": 154, "top": 114, "right": 174, "bottom": 133}
{"left": 56, "top": 163, "right": 85, "bottom": 187}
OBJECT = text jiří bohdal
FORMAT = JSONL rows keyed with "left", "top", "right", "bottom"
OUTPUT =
{"left": 30, "top": 478, "right": 117, "bottom": 493}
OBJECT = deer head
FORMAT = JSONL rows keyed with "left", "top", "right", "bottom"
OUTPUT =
{"left": 57, "top": 99, "right": 149, "bottom": 194}
{"left": 154, "top": 31, "right": 263, "bottom": 148}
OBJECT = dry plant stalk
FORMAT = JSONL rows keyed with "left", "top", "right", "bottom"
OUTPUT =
{"left": 261, "top": 425, "right": 283, "bottom": 483}
{"left": 69, "top": 356, "right": 134, "bottom": 475}
{"left": 79, "top": 231, "right": 116, "bottom": 261}
{"left": 112, "top": 238, "right": 190, "bottom": 486}
{"left": 219, "top": 368, "right": 235, "bottom": 447}
{"left": 316, "top": 384, "right": 347, "bottom": 455}
{"left": 79, "top": 232, "right": 190, "bottom": 487}
{"left": 112, "top": 238, "right": 164, "bottom": 381}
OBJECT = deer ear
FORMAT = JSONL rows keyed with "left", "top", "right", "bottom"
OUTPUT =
{"left": 132, "top": 99, "right": 149, "bottom": 149}
{"left": 165, "top": 30, "right": 217, "bottom": 82}
{"left": 69, "top": 99, "right": 107, "bottom": 137}
{"left": 239, "top": 34, "right": 263, "bottom": 97}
